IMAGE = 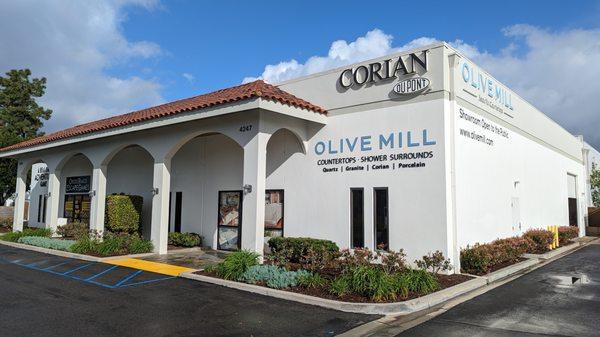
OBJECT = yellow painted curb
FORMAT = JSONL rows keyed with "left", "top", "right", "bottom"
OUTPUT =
{"left": 105, "top": 258, "right": 195, "bottom": 276}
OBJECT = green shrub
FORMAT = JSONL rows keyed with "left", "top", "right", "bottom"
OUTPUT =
{"left": 558, "top": 226, "right": 578, "bottom": 246}
{"left": 395, "top": 269, "right": 439, "bottom": 295}
{"left": 241, "top": 265, "right": 310, "bottom": 289}
{"left": 523, "top": 229, "right": 554, "bottom": 253}
{"left": 346, "top": 265, "right": 397, "bottom": 302}
{"left": 168, "top": 232, "right": 202, "bottom": 247}
{"left": 268, "top": 237, "right": 339, "bottom": 271}
{"left": 69, "top": 236, "right": 96, "bottom": 255}
{"left": 415, "top": 250, "right": 452, "bottom": 274}
{"left": 69, "top": 233, "right": 153, "bottom": 256}
{"left": 105, "top": 194, "right": 143, "bottom": 234}
{"left": 297, "top": 272, "right": 328, "bottom": 289}
{"left": 56, "top": 222, "right": 89, "bottom": 239}
{"left": 17, "top": 236, "right": 76, "bottom": 251}
{"left": 213, "top": 250, "right": 259, "bottom": 281}
{"left": 329, "top": 275, "right": 351, "bottom": 297}
{"left": 1, "top": 227, "right": 52, "bottom": 242}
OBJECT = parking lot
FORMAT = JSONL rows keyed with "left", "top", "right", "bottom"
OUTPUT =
{"left": 397, "top": 243, "right": 600, "bottom": 337}
{"left": 0, "top": 245, "right": 376, "bottom": 337}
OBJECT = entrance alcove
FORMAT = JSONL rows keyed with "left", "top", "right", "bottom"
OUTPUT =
{"left": 106, "top": 145, "right": 154, "bottom": 239}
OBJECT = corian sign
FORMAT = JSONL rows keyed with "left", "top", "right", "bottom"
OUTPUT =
{"left": 338, "top": 50, "right": 428, "bottom": 88}
{"left": 393, "top": 77, "right": 430, "bottom": 95}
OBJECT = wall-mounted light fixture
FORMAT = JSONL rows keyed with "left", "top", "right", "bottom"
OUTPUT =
{"left": 88, "top": 190, "right": 96, "bottom": 197}
{"left": 151, "top": 187, "right": 159, "bottom": 195}
{"left": 45, "top": 192, "right": 52, "bottom": 197}
{"left": 243, "top": 184, "right": 252, "bottom": 195}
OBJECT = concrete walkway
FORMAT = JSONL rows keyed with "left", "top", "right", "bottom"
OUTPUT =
{"left": 138, "top": 247, "right": 227, "bottom": 270}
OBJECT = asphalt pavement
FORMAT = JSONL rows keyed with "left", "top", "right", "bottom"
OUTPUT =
{"left": 397, "top": 243, "right": 600, "bottom": 337}
{"left": 0, "top": 244, "right": 376, "bottom": 337}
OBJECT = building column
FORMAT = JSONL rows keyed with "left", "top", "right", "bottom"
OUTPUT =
{"left": 240, "top": 132, "right": 269, "bottom": 256}
{"left": 44, "top": 169, "right": 61, "bottom": 234}
{"left": 89, "top": 165, "right": 107, "bottom": 236}
{"left": 150, "top": 160, "right": 170, "bottom": 254}
{"left": 12, "top": 169, "right": 27, "bottom": 232}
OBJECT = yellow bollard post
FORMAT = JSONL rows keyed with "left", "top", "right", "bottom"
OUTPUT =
{"left": 555, "top": 225, "right": 560, "bottom": 248}
{"left": 547, "top": 226, "right": 553, "bottom": 250}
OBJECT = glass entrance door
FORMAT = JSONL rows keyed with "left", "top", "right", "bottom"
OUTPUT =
{"left": 217, "top": 191, "right": 242, "bottom": 250}
{"left": 64, "top": 194, "right": 91, "bottom": 223}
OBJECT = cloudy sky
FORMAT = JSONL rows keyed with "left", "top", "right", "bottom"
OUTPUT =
{"left": 1, "top": 0, "right": 599, "bottom": 148}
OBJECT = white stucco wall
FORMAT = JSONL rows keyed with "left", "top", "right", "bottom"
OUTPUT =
{"left": 454, "top": 104, "right": 586, "bottom": 248}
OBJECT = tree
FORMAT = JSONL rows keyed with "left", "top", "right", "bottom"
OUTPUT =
{"left": 592, "top": 163, "right": 600, "bottom": 207}
{"left": 0, "top": 69, "right": 52, "bottom": 204}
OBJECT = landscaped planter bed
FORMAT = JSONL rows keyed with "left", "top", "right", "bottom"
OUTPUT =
{"left": 195, "top": 271, "right": 472, "bottom": 303}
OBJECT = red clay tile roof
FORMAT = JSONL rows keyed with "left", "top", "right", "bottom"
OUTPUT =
{"left": 0, "top": 80, "right": 326, "bottom": 153}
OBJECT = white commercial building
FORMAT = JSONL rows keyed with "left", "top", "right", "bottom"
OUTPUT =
{"left": 2, "top": 43, "right": 594, "bottom": 271}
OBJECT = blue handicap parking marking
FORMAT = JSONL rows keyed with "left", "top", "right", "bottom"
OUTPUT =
{"left": 0, "top": 250, "right": 175, "bottom": 289}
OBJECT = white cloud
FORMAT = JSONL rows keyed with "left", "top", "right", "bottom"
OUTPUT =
{"left": 0, "top": 0, "right": 165, "bottom": 133}
{"left": 243, "top": 29, "right": 439, "bottom": 84}
{"left": 182, "top": 73, "right": 195, "bottom": 83}
{"left": 244, "top": 27, "right": 600, "bottom": 149}
{"left": 465, "top": 25, "right": 600, "bottom": 149}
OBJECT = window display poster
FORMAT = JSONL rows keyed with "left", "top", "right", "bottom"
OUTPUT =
{"left": 218, "top": 191, "right": 242, "bottom": 250}
{"left": 264, "top": 190, "right": 283, "bottom": 238}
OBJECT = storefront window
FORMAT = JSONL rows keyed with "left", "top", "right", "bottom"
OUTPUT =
{"left": 264, "top": 190, "right": 284, "bottom": 238}
{"left": 351, "top": 188, "right": 364, "bottom": 248}
{"left": 63, "top": 194, "right": 91, "bottom": 223}
{"left": 217, "top": 191, "right": 242, "bottom": 250}
{"left": 374, "top": 188, "right": 389, "bottom": 251}
{"left": 63, "top": 176, "right": 91, "bottom": 223}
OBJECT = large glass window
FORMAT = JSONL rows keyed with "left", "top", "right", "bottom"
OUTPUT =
{"left": 374, "top": 188, "right": 389, "bottom": 251}
{"left": 63, "top": 194, "right": 91, "bottom": 223}
{"left": 351, "top": 188, "right": 364, "bottom": 248}
{"left": 217, "top": 190, "right": 242, "bottom": 250}
{"left": 264, "top": 190, "right": 284, "bottom": 239}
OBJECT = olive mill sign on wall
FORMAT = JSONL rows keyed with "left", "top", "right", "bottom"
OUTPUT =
{"left": 393, "top": 77, "right": 430, "bottom": 95}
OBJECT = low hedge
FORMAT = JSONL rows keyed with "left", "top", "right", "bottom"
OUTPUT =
{"left": 17, "top": 236, "right": 76, "bottom": 251}
{"left": 168, "top": 232, "right": 202, "bottom": 247}
{"left": 523, "top": 229, "right": 554, "bottom": 253}
{"left": 105, "top": 194, "right": 143, "bottom": 234}
{"left": 268, "top": 237, "right": 339, "bottom": 264}
{"left": 558, "top": 226, "right": 578, "bottom": 246}
{"left": 1, "top": 228, "right": 52, "bottom": 242}
{"left": 460, "top": 236, "right": 532, "bottom": 275}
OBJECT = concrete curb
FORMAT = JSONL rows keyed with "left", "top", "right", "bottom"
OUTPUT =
{"left": 522, "top": 242, "right": 581, "bottom": 260}
{"left": 483, "top": 258, "right": 539, "bottom": 284}
{"left": 180, "top": 272, "right": 487, "bottom": 315}
{"left": 0, "top": 239, "right": 103, "bottom": 262}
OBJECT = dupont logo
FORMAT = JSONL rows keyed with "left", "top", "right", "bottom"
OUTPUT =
{"left": 393, "top": 77, "right": 430, "bottom": 95}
